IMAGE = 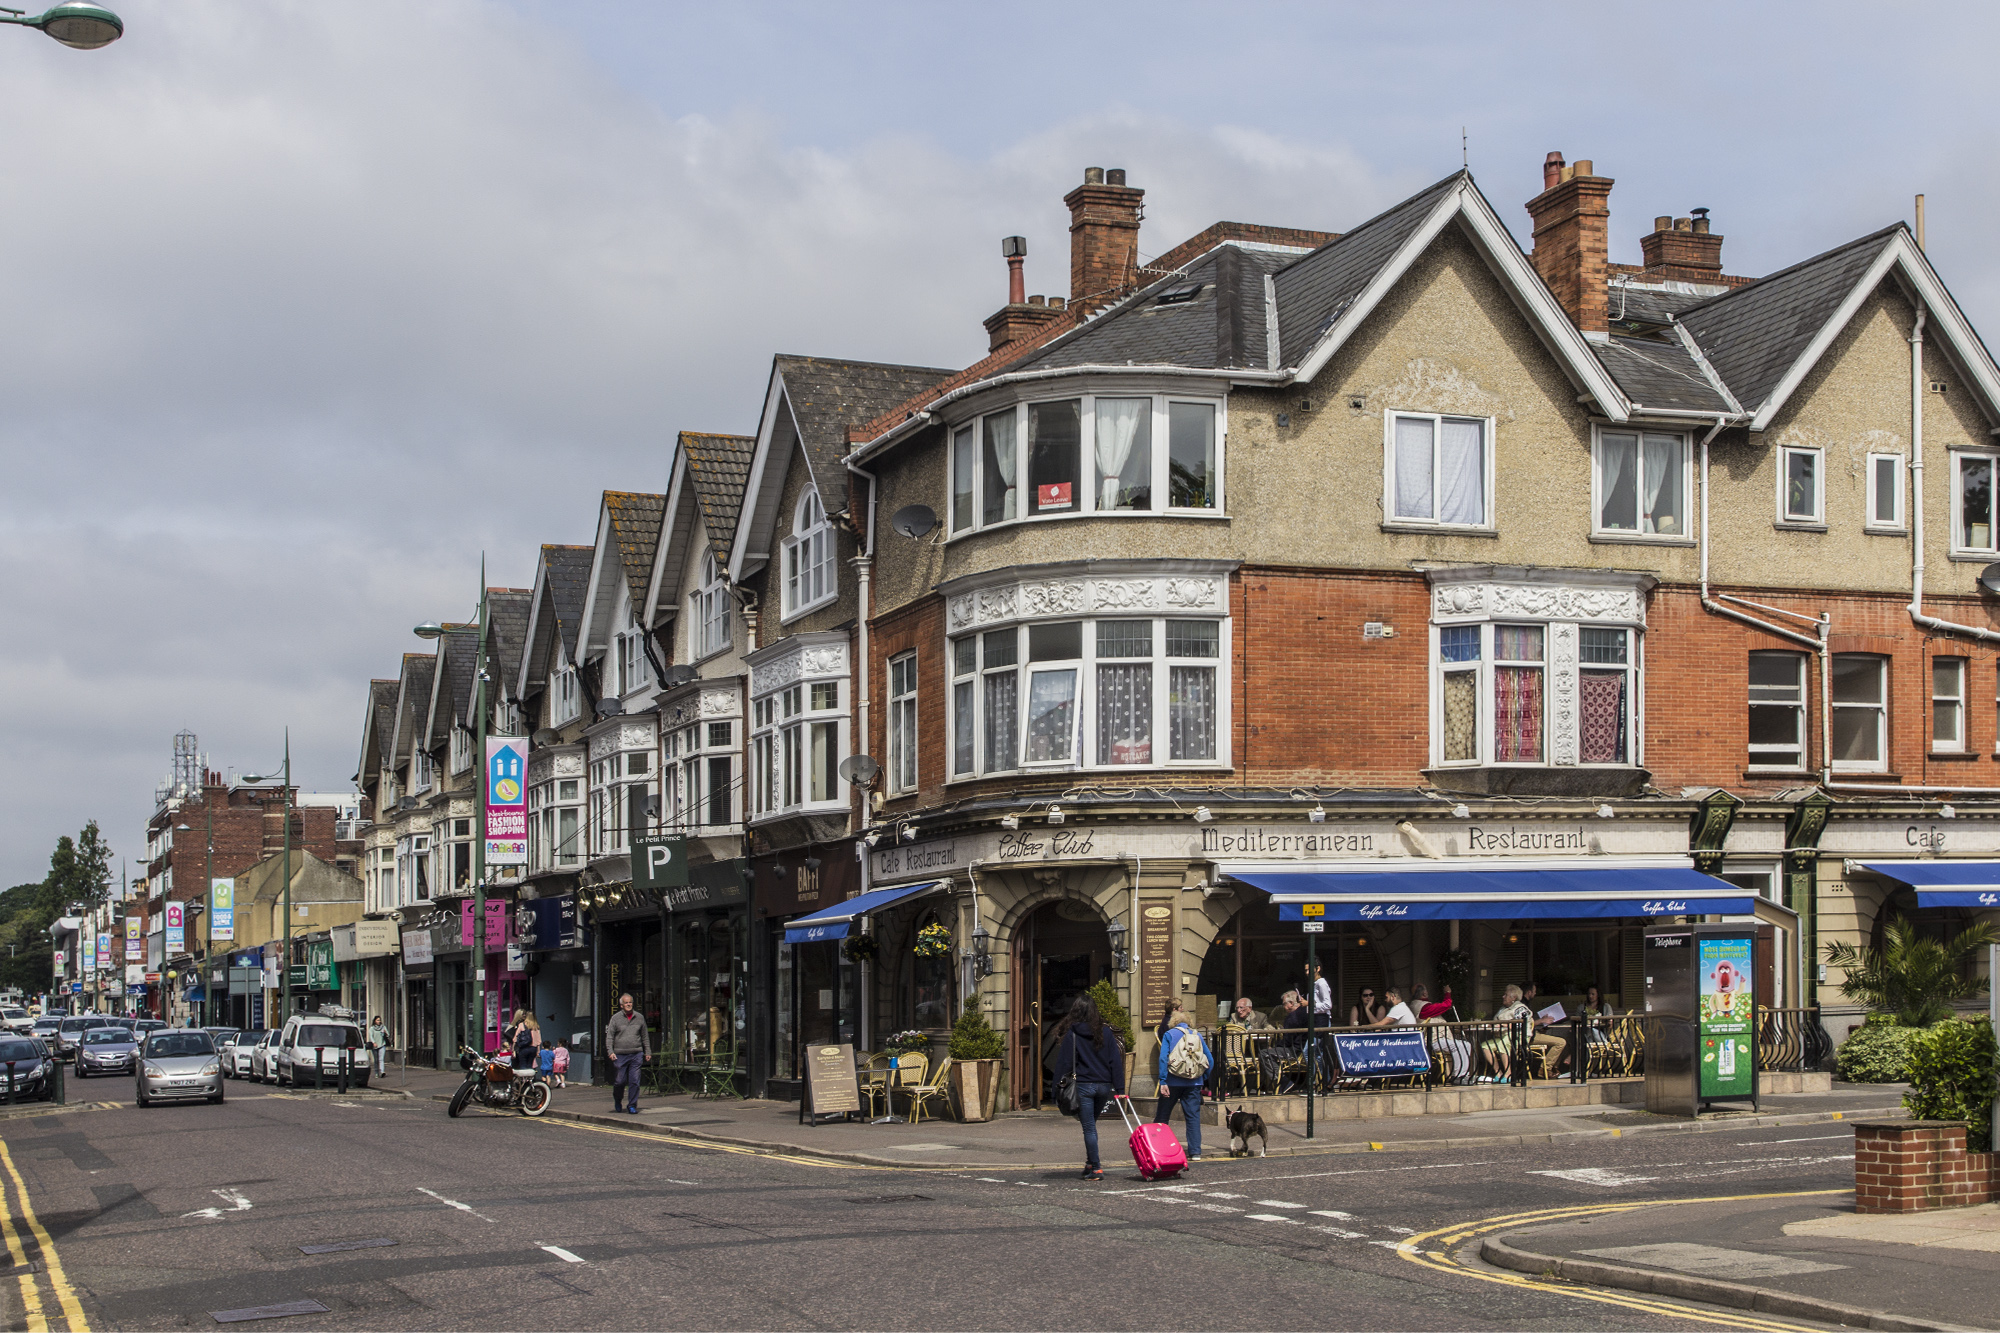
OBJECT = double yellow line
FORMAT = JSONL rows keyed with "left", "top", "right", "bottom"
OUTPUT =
{"left": 0, "top": 1138, "right": 87, "bottom": 1331}
{"left": 1397, "top": 1188, "right": 1849, "bottom": 1332}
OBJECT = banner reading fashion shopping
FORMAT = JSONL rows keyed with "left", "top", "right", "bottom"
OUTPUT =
{"left": 210, "top": 879, "right": 234, "bottom": 942}
{"left": 485, "top": 737, "right": 527, "bottom": 866}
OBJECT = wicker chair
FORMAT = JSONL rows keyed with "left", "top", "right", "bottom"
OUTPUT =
{"left": 904, "top": 1055, "right": 954, "bottom": 1124}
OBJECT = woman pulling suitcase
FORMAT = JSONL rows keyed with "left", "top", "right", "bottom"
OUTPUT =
{"left": 1052, "top": 995, "right": 1125, "bottom": 1181}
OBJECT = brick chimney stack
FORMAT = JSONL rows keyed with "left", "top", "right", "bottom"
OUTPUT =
{"left": 1526, "top": 151, "right": 1613, "bottom": 336}
{"left": 1640, "top": 209, "right": 1724, "bottom": 283}
{"left": 982, "top": 235, "right": 1068, "bottom": 352}
{"left": 1065, "top": 166, "right": 1144, "bottom": 314}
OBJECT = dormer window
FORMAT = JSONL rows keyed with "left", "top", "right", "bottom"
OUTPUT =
{"left": 616, "top": 630, "right": 650, "bottom": 695}
{"left": 411, "top": 751, "right": 434, "bottom": 793}
{"left": 449, "top": 726, "right": 473, "bottom": 775}
{"left": 551, "top": 665, "right": 580, "bottom": 725}
{"left": 691, "top": 551, "right": 731, "bottom": 658}
{"left": 783, "top": 490, "right": 836, "bottom": 618}
{"left": 948, "top": 395, "right": 1222, "bottom": 535}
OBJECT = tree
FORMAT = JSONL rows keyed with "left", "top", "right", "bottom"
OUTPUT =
{"left": 1825, "top": 917, "right": 1997, "bottom": 1027}
{"left": 43, "top": 821, "right": 112, "bottom": 913}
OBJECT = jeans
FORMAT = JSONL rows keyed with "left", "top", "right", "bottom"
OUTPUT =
{"left": 613, "top": 1052, "right": 643, "bottom": 1108}
{"left": 1076, "top": 1083, "right": 1114, "bottom": 1169}
{"left": 1154, "top": 1082, "right": 1203, "bottom": 1158}
{"left": 371, "top": 1046, "right": 386, "bottom": 1076}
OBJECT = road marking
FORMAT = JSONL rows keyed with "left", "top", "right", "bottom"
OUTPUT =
{"left": 1308, "top": 1209, "right": 1354, "bottom": 1219}
{"left": 1396, "top": 1188, "right": 1848, "bottom": 1333}
{"left": 0, "top": 1137, "right": 87, "bottom": 1331}
{"left": 181, "top": 1187, "right": 253, "bottom": 1220}
{"left": 1245, "top": 1213, "right": 1298, "bottom": 1223}
{"left": 1311, "top": 1224, "right": 1367, "bottom": 1239}
{"left": 417, "top": 1187, "right": 495, "bottom": 1223}
{"left": 537, "top": 1117, "right": 894, "bottom": 1171}
{"left": 1529, "top": 1167, "right": 1659, "bottom": 1187}
{"left": 540, "top": 1245, "right": 584, "bottom": 1264}
{"left": 1760, "top": 1135, "right": 1850, "bottom": 1145}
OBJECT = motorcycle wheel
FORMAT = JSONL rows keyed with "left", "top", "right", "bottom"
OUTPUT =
{"left": 520, "top": 1081, "right": 551, "bottom": 1116}
{"left": 447, "top": 1081, "right": 474, "bottom": 1118}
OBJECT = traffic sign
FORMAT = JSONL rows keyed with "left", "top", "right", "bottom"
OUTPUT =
{"left": 1301, "top": 922, "right": 1325, "bottom": 933}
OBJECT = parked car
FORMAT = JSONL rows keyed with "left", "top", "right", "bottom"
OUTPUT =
{"left": 249, "top": 1030, "right": 281, "bottom": 1083}
{"left": 0, "top": 1007, "right": 34, "bottom": 1033}
{"left": 0, "top": 1036, "right": 56, "bottom": 1101}
{"left": 273, "top": 1016, "right": 369, "bottom": 1088}
{"left": 74, "top": 1027, "right": 139, "bottom": 1078}
{"left": 134, "top": 1030, "right": 222, "bottom": 1107}
{"left": 220, "top": 1030, "right": 268, "bottom": 1079}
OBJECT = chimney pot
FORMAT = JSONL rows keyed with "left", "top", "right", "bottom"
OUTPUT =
{"left": 1542, "top": 151, "right": 1565, "bottom": 191}
{"left": 1691, "top": 217, "right": 1710, "bottom": 235}
{"left": 1654, "top": 216, "right": 1673, "bottom": 233}
{"left": 1048, "top": 296, "right": 1065, "bottom": 310}
{"left": 1027, "top": 294, "right": 1045, "bottom": 307}
{"left": 1084, "top": 167, "right": 1104, "bottom": 185}
{"left": 1573, "top": 159, "right": 1593, "bottom": 177}
{"left": 1001, "top": 235, "right": 1026, "bottom": 258}
{"left": 1106, "top": 168, "right": 1126, "bottom": 186}
{"left": 1526, "top": 152, "right": 1613, "bottom": 335}
{"left": 1674, "top": 216, "right": 1692, "bottom": 232}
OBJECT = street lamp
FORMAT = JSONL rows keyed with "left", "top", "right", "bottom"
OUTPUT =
{"left": 175, "top": 802, "right": 216, "bottom": 1025}
{"left": 242, "top": 734, "right": 292, "bottom": 1026}
{"left": 0, "top": 3, "right": 121, "bottom": 48}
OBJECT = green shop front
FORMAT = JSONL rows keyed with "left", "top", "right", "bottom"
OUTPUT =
{"left": 290, "top": 936, "right": 342, "bottom": 1014}
{"left": 663, "top": 861, "right": 750, "bottom": 1095}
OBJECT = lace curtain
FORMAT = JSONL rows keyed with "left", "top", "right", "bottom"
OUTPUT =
{"left": 1169, "top": 665, "right": 1216, "bottom": 760}
{"left": 1096, "top": 663, "right": 1152, "bottom": 764}
{"left": 982, "top": 673, "right": 1017, "bottom": 772}
{"left": 1393, "top": 416, "right": 1433, "bottom": 519}
{"left": 1026, "top": 669, "right": 1077, "bottom": 763}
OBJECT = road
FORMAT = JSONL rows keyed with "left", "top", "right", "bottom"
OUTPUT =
{"left": 0, "top": 1084, "right": 1862, "bottom": 1331}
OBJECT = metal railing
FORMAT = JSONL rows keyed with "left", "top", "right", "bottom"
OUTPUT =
{"left": 1755, "top": 1005, "right": 1833, "bottom": 1073}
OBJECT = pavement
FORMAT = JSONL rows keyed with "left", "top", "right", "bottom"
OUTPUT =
{"left": 400, "top": 1064, "right": 1912, "bottom": 1171}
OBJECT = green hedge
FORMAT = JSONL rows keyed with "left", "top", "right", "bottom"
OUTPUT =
{"left": 1836, "top": 1022, "right": 1923, "bottom": 1083}
{"left": 1904, "top": 1019, "right": 1999, "bottom": 1153}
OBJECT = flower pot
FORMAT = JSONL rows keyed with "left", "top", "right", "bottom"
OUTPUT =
{"left": 950, "top": 1058, "right": 1000, "bottom": 1122}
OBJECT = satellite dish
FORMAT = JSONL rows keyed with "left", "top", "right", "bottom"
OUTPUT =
{"left": 531, "top": 728, "right": 560, "bottom": 746}
{"left": 1980, "top": 563, "right": 2000, "bottom": 597}
{"left": 594, "top": 698, "right": 623, "bottom": 719}
{"left": 838, "top": 754, "right": 881, "bottom": 787}
{"left": 662, "top": 664, "right": 699, "bottom": 687}
{"left": 891, "top": 504, "right": 938, "bottom": 540}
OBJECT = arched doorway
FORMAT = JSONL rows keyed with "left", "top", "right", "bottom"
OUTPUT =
{"left": 1010, "top": 898, "right": 1112, "bottom": 1110}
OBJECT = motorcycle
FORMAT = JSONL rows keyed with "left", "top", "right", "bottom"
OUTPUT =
{"left": 447, "top": 1045, "right": 553, "bottom": 1117}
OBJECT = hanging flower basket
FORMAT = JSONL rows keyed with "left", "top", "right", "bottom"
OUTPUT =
{"left": 914, "top": 923, "right": 954, "bottom": 958}
{"left": 842, "top": 935, "right": 879, "bottom": 963}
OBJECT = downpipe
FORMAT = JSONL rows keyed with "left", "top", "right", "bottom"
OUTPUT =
{"left": 1906, "top": 306, "right": 2000, "bottom": 646}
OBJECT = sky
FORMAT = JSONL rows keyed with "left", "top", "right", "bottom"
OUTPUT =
{"left": 4, "top": 0, "right": 1997, "bottom": 888}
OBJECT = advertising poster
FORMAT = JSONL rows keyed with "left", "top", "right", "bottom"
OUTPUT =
{"left": 1698, "top": 934, "right": 1755, "bottom": 1099}
{"left": 165, "top": 902, "right": 185, "bottom": 955}
{"left": 97, "top": 933, "right": 112, "bottom": 972}
{"left": 460, "top": 899, "right": 507, "bottom": 950}
{"left": 211, "top": 879, "right": 234, "bottom": 943}
{"left": 125, "top": 917, "right": 141, "bottom": 961}
{"left": 484, "top": 737, "right": 528, "bottom": 866}
{"left": 81, "top": 932, "right": 95, "bottom": 973}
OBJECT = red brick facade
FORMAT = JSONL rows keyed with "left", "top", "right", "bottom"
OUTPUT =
{"left": 1854, "top": 1120, "right": 1998, "bottom": 1213}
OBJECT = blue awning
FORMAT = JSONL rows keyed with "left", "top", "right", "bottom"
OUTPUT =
{"left": 783, "top": 881, "right": 951, "bottom": 944}
{"left": 1223, "top": 858, "right": 1752, "bottom": 922}
{"left": 1858, "top": 861, "right": 2000, "bottom": 910}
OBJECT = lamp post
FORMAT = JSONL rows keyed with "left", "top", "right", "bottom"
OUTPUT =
{"left": 241, "top": 735, "right": 292, "bottom": 1024}
{"left": 416, "top": 557, "right": 488, "bottom": 1060}
{"left": 0, "top": 3, "right": 122, "bottom": 48}
{"left": 173, "top": 803, "right": 216, "bottom": 1025}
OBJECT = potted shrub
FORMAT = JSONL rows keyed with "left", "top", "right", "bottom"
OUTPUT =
{"left": 947, "top": 1000, "right": 1003, "bottom": 1122}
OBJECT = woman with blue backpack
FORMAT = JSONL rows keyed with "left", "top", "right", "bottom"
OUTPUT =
{"left": 1153, "top": 1003, "right": 1211, "bottom": 1162}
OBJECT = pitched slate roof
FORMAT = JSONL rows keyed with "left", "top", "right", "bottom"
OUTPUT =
{"left": 486, "top": 588, "right": 531, "bottom": 700}
{"left": 775, "top": 356, "right": 952, "bottom": 501}
{"left": 681, "top": 432, "right": 755, "bottom": 560}
{"left": 435, "top": 625, "right": 478, "bottom": 736}
{"left": 1593, "top": 336, "right": 1734, "bottom": 414}
{"left": 361, "top": 679, "right": 397, "bottom": 781}
{"left": 1675, "top": 228, "right": 1900, "bottom": 415}
{"left": 543, "top": 544, "right": 593, "bottom": 662}
{"left": 1023, "top": 244, "right": 1295, "bottom": 371}
{"left": 603, "top": 492, "right": 666, "bottom": 613}
{"left": 394, "top": 653, "right": 435, "bottom": 764}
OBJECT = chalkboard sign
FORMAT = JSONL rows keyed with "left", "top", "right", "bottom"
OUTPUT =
{"left": 803, "top": 1042, "right": 861, "bottom": 1121}
{"left": 1331, "top": 1030, "right": 1431, "bottom": 1078}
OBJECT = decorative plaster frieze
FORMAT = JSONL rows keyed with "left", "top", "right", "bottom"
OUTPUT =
{"left": 697, "top": 687, "right": 740, "bottom": 718}
{"left": 750, "top": 641, "right": 849, "bottom": 696}
{"left": 1549, "top": 622, "right": 1579, "bottom": 766}
{"left": 552, "top": 751, "right": 584, "bottom": 778}
{"left": 946, "top": 572, "right": 1225, "bottom": 631}
{"left": 1432, "top": 581, "right": 1643, "bottom": 624}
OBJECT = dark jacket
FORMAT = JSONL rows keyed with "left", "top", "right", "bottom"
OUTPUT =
{"left": 1053, "top": 1021, "right": 1125, "bottom": 1093}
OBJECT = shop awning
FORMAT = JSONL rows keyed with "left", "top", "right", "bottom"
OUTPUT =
{"left": 1856, "top": 861, "right": 2000, "bottom": 909}
{"left": 1221, "top": 857, "right": 1752, "bottom": 921}
{"left": 783, "top": 881, "right": 951, "bottom": 944}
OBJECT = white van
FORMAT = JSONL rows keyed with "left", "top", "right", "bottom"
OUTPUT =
{"left": 273, "top": 1015, "right": 369, "bottom": 1088}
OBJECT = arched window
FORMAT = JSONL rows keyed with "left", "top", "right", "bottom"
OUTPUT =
{"left": 690, "top": 549, "right": 730, "bottom": 658}
{"left": 783, "top": 489, "right": 835, "bottom": 617}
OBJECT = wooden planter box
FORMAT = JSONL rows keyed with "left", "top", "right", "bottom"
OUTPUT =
{"left": 950, "top": 1058, "right": 1000, "bottom": 1122}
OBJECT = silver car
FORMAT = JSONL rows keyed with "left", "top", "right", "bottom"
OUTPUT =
{"left": 74, "top": 1026, "right": 139, "bottom": 1078}
{"left": 135, "top": 1030, "right": 223, "bottom": 1107}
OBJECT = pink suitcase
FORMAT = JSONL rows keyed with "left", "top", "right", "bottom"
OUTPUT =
{"left": 1114, "top": 1094, "right": 1187, "bottom": 1180}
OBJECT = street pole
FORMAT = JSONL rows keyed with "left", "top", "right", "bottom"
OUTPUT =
{"left": 282, "top": 732, "right": 292, "bottom": 1022}
{"left": 473, "top": 561, "right": 488, "bottom": 1061}
{"left": 1305, "top": 927, "right": 1317, "bottom": 1142}
{"left": 203, "top": 802, "right": 213, "bottom": 1027}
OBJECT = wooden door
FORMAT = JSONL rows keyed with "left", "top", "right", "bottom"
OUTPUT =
{"left": 1011, "top": 913, "right": 1040, "bottom": 1110}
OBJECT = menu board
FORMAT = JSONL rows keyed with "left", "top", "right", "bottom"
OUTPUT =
{"left": 804, "top": 1043, "right": 860, "bottom": 1117}
{"left": 1698, "top": 934, "right": 1754, "bottom": 1100}
{"left": 1138, "top": 902, "right": 1175, "bottom": 1026}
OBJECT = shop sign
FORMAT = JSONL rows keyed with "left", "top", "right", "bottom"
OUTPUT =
{"left": 125, "top": 917, "right": 141, "bottom": 961}
{"left": 81, "top": 932, "right": 95, "bottom": 973}
{"left": 485, "top": 737, "right": 528, "bottom": 866}
{"left": 210, "top": 879, "right": 234, "bottom": 943}
{"left": 520, "top": 896, "right": 582, "bottom": 951}
{"left": 1331, "top": 1031, "right": 1431, "bottom": 1077}
{"left": 1818, "top": 818, "right": 2000, "bottom": 856}
{"left": 460, "top": 899, "right": 507, "bottom": 950}
{"left": 353, "top": 920, "right": 397, "bottom": 956}
{"left": 631, "top": 834, "right": 689, "bottom": 891}
{"left": 1698, "top": 933, "right": 1755, "bottom": 1100}
{"left": 402, "top": 927, "right": 434, "bottom": 966}
{"left": 307, "top": 940, "right": 338, "bottom": 990}
{"left": 287, "top": 966, "right": 307, "bottom": 987}
{"left": 664, "top": 860, "right": 747, "bottom": 913}
{"left": 1137, "top": 902, "right": 1175, "bottom": 1023}
{"left": 803, "top": 1043, "right": 861, "bottom": 1117}
{"left": 124, "top": 964, "right": 144, "bottom": 984}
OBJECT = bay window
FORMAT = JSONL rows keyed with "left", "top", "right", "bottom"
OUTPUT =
{"left": 1432, "top": 620, "right": 1638, "bottom": 769}
{"left": 1389, "top": 412, "right": 1490, "bottom": 528}
{"left": 1955, "top": 452, "right": 1998, "bottom": 553}
{"left": 1747, "top": 652, "right": 1808, "bottom": 769}
{"left": 667, "top": 720, "right": 735, "bottom": 830}
{"left": 1830, "top": 654, "right": 1887, "bottom": 771}
{"left": 949, "top": 616, "right": 1223, "bottom": 776}
{"left": 1595, "top": 429, "right": 1687, "bottom": 537}
{"left": 948, "top": 395, "right": 1222, "bottom": 534}
{"left": 751, "top": 674, "right": 845, "bottom": 819}
{"left": 529, "top": 775, "right": 582, "bottom": 871}
{"left": 1579, "top": 627, "right": 1633, "bottom": 765}
{"left": 589, "top": 749, "right": 656, "bottom": 856}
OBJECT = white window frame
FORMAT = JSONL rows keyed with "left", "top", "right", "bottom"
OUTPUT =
{"left": 945, "top": 394, "right": 1227, "bottom": 536}
{"left": 665, "top": 719, "right": 736, "bottom": 832}
{"left": 888, "top": 652, "right": 918, "bottom": 794}
{"left": 1830, "top": 653, "right": 1888, "bottom": 773}
{"left": 1591, "top": 427, "right": 1691, "bottom": 540}
{"left": 411, "top": 750, "right": 434, "bottom": 793}
{"left": 750, "top": 677, "right": 847, "bottom": 821}
{"left": 529, "top": 775, "right": 583, "bottom": 871}
{"left": 691, "top": 551, "right": 732, "bottom": 659}
{"left": 1932, "top": 656, "right": 1966, "bottom": 754}
{"left": 1952, "top": 449, "right": 2000, "bottom": 556}
{"left": 1383, "top": 411, "right": 1495, "bottom": 530}
{"left": 551, "top": 664, "right": 580, "bottom": 725}
{"left": 616, "top": 630, "right": 650, "bottom": 696}
{"left": 945, "top": 616, "right": 1229, "bottom": 779}
{"left": 449, "top": 726, "right": 473, "bottom": 775}
{"left": 1777, "top": 444, "right": 1825, "bottom": 526}
{"left": 1866, "top": 452, "right": 1906, "bottom": 532}
{"left": 781, "top": 489, "right": 837, "bottom": 620}
{"left": 1429, "top": 619, "right": 1643, "bottom": 769}
{"left": 1747, "top": 651, "right": 1809, "bottom": 771}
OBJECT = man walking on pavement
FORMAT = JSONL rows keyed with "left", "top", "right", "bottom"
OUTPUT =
{"left": 605, "top": 992, "right": 650, "bottom": 1114}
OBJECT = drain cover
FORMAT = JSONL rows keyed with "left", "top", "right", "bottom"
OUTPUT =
{"left": 298, "top": 1238, "right": 397, "bottom": 1255}
{"left": 210, "top": 1299, "right": 331, "bottom": 1323}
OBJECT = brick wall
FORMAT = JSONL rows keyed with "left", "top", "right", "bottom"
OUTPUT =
{"left": 1854, "top": 1120, "right": 1998, "bottom": 1213}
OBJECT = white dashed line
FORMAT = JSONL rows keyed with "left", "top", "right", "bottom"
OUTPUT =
{"left": 1309, "top": 1209, "right": 1355, "bottom": 1220}
{"left": 541, "top": 1245, "right": 584, "bottom": 1263}
{"left": 1311, "top": 1225, "right": 1368, "bottom": 1239}
{"left": 1245, "top": 1213, "right": 1299, "bottom": 1223}
{"left": 1252, "top": 1200, "right": 1307, "bottom": 1209}
{"left": 417, "top": 1187, "right": 496, "bottom": 1223}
